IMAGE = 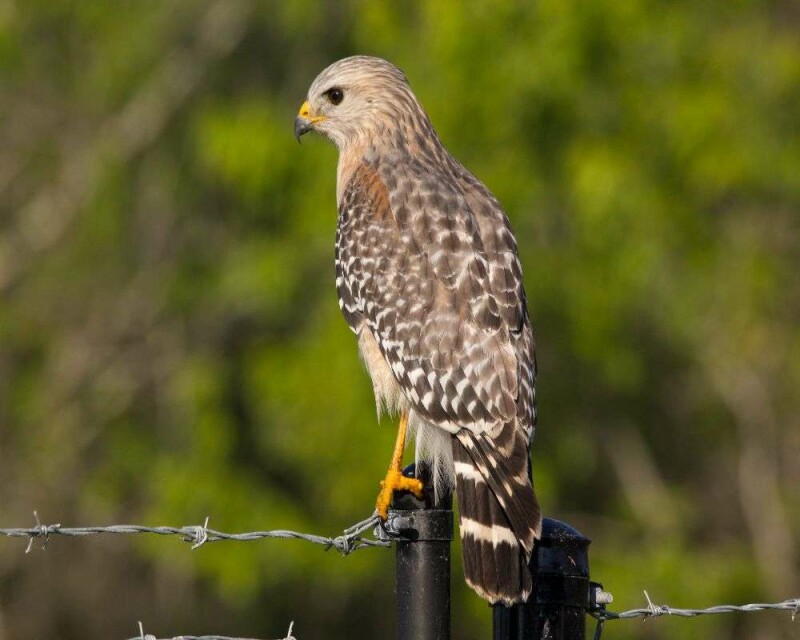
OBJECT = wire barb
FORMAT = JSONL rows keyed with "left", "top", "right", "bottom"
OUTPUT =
{"left": 190, "top": 517, "right": 210, "bottom": 550}
{"left": 25, "top": 510, "right": 60, "bottom": 554}
{"left": 643, "top": 590, "right": 661, "bottom": 617}
{"left": 138, "top": 621, "right": 156, "bottom": 640}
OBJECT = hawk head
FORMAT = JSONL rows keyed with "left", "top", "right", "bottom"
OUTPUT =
{"left": 294, "top": 56, "right": 415, "bottom": 149}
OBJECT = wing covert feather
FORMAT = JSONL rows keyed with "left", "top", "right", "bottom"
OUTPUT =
{"left": 336, "top": 160, "right": 530, "bottom": 433}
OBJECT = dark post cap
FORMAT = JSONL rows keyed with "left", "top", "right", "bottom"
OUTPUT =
{"left": 534, "top": 518, "right": 591, "bottom": 578}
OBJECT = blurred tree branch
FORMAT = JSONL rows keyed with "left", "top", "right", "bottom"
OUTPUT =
{"left": 0, "top": 0, "right": 254, "bottom": 294}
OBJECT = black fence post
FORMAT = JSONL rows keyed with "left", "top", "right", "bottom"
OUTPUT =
{"left": 383, "top": 463, "right": 453, "bottom": 640}
{"left": 493, "top": 519, "right": 591, "bottom": 640}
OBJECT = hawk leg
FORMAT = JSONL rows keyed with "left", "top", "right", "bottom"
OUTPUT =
{"left": 375, "top": 412, "right": 424, "bottom": 519}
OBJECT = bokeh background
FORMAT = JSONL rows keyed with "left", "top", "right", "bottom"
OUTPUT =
{"left": 1, "top": 1, "right": 799, "bottom": 639}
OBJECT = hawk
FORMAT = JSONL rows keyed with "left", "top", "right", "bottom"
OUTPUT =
{"left": 295, "top": 56, "right": 541, "bottom": 605}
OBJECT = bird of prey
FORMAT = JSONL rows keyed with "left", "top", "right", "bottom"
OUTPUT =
{"left": 295, "top": 56, "right": 541, "bottom": 605}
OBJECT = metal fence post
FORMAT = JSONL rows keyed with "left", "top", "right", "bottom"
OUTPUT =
{"left": 383, "top": 463, "right": 453, "bottom": 640}
{"left": 492, "top": 519, "right": 591, "bottom": 640}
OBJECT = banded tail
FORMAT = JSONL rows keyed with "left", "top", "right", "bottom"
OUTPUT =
{"left": 452, "top": 425, "right": 542, "bottom": 605}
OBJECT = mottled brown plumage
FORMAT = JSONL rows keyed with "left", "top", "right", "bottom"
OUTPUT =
{"left": 297, "top": 56, "right": 541, "bottom": 605}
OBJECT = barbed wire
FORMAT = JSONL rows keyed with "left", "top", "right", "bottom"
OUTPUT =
{"left": 592, "top": 589, "right": 800, "bottom": 620}
{"left": 131, "top": 620, "right": 297, "bottom": 640}
{"left": 590, "top": 589, "right": 799, "bottom": 639}
{"left": 5, "top": 511, "right": 798, "bottom": 638}
{"left": 0, "top": 511, "right": 388, "bottom": 556}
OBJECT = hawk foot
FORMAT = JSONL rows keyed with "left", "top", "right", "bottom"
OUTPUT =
{"left": 375, "top": 469, "right": 424, "bottom": 520}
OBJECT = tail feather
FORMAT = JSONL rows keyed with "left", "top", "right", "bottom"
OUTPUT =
{"left": 454, "top": 450, "right": 484, "bottom": 592}
{"left": 474, "top": 467, "right": 500, "bottom": 597}
{"left": 452, "top": 426, "right": 541, "bottom": 605}
{"left": 458, "top": 427, "right": 541, "bottom": 552}
{"left": 487, "top": 493, "right": 522, "bottom": 596}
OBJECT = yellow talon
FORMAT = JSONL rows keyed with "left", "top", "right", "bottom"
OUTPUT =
{"left": 376, "top": 469, "right": 424, "bottom": 519}
{"left": 375, "top": 412, "right": 424, "bottom": 520}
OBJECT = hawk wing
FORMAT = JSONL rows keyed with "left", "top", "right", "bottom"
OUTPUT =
{"left": 336, "top": 159, "right": 530, "bottom": 435}
{"left": 336, "top": 158, "right": 541, "bottom": 604}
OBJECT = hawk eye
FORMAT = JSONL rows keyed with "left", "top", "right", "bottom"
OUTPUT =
{"left": 325, "top": 87, "right": 344, "bottom": 105}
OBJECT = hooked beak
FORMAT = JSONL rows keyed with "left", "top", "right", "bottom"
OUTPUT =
{"left": 294, "top": 100, "right": 326, "bottom": 142}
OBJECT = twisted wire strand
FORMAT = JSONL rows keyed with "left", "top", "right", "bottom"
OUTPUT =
{"left": 592, "top": 590, "right": 800, "bottom": 621}
{"left": 131, "top": 620, "right": 298, "bottom": 640}
{"left": 589, "top": 591, "right": 799, "bottom": 639}
{"left": 0, "top": 512, "right": 388, "bottom": 556}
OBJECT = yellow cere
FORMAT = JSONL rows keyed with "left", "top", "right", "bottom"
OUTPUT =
{"left": 297, "top": 100, "right": 327, "bottom": 123}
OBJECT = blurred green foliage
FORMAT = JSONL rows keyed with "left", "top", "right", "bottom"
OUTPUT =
{"left": 0, "top": 1, "right": 798, "bottom": 639}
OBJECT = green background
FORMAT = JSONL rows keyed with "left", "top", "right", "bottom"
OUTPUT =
{"left": 0, "top": 1, "right": 798, "bottom": 639}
